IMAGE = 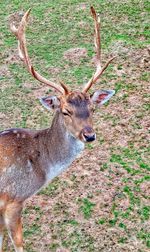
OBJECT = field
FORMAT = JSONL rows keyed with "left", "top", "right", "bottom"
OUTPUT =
{"left": 0, "top": 0, "right": 150, "bottom": 251}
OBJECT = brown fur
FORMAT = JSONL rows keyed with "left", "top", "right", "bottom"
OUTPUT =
{"left": 59, "top": 92, "right": 94, "bottom": 140}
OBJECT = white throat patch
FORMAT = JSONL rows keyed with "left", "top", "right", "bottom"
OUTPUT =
{"left": 46, "top": 138, "right": 84, "bottom": 181}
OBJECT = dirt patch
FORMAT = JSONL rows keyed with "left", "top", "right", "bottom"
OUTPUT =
{"left": 140, "top": 181, "right": 150, "bottom": 198}
{"left": 4, "top": 48, "right": 20, "bottom": 64}
{"left": 0, "top": 65, "right": 11, "bottom": 78}
{"left": 63, "top": 47, "right": 87, "bottom": 64}
{"left": 56, "top": 249, "right": 70, "bottom": 252}
{"left": 0, "top": 112, "right": 14, "bottom": 130}
{"left": 110, "top": 42, "right": 150, "bottom": 70}
{"left": 140, "top": 116, "right": 150, "bottom": 131}
{"left": 127, "top": 95, "right": 144, "bottom": 107}
{"left": 109, "top": 41, "right": 130, "bottom": 56}
{"left": 129, "top": 46, "right": 150, "bottom": 69}
{"left": 48, "top": 66, "right": 61, "bottom": 75}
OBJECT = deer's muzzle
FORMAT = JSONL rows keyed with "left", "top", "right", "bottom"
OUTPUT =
{"left": 81, "top": 126, "right": 96, "bottom": 142}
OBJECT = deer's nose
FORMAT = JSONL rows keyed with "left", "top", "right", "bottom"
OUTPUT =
{"left": 82, "top": 126, "right": 96, "bottom": 142}
{"left": 83, "top": 133, "right": 96, "bottom": 142}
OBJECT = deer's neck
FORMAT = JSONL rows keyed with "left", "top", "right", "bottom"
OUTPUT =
{"left": 39, "top": 112, "right": 84, "bottom": 181}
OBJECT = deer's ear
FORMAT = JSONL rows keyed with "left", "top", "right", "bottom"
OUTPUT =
{"left": 91, "top": 90, "right": 115, "bottom": 106}
{"left": 39, "top": 96, "right": 60, "bottom": 111}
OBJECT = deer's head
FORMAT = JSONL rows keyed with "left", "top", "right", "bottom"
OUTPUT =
{"left": 10, "top": 7, "right": 116, "bottom": 143}
{"left": 40, "top": 89, "right": 115, "bottom": 142}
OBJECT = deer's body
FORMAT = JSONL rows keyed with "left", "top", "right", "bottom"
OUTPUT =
{"left": 0, "top": 7, "right": 116, "bottom": 252}
{"left": 0, "top": 112, "right": 84, "bottom": 202}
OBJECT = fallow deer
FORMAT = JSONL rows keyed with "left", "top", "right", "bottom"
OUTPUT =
{"left": 0, "top": 7, "right": 116, "bottom": 252}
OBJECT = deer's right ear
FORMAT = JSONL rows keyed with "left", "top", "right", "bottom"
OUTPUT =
{"left": 39, "top": 96, "right": 60, "bottom": 111}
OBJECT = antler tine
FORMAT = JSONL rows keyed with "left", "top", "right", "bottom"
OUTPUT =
{"left": 83, "top": 6, "right": 116, "bottom": 93}
{"left": 10, "top": 9, "right": 69, "bottom": 95}
{"left": 91, "top": 6, "right": 101, "bottom": 70}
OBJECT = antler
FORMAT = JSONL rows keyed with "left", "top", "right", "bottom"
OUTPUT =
{"left": 82, "top": 6, "right": 116, "bottom": 93}
{"left": 10, "top": 9, "right": 69, "bottom": 95}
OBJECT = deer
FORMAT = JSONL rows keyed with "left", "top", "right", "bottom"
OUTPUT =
{"left": 0, "top": 6, "right": 116, "bottom": 252}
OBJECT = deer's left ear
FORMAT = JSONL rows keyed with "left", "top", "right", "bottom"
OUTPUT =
{"left": 91, "top": 90, "right": 115, "bottom": 105}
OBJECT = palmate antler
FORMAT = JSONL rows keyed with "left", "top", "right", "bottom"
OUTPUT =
{"left": 82, "top": 7, "right": 116, "bottom": 93}
{"left": 10, "top": 9, "right": 69, "bottom": 95}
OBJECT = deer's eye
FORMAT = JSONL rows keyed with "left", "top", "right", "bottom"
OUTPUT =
{"left": 62, "top": 112, "right": 69, "bottom": 116}
{"left": 62, "top": 109, "right": 72, "bottom": 116}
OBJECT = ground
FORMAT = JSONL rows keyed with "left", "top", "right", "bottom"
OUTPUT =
{"left": 0, "top": 0, "right": 149, "bottom": 251}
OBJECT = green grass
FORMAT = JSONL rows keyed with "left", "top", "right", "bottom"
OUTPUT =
{"left": 137, "top": 229, "right": 150, "bottom": 248}
{"left": 24, "top": 223, "right": 41, "bottom": 238}
{"left": 39, "top": 177, "right": 60, "bottom": 197}
{"left": 79, "top": 198, "right": 96, "bottom": 219}
{"left": 98, "top": 218, "right": 106, "bottom": 225}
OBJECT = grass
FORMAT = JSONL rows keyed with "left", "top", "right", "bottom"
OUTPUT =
{"left": 79, "top": 198, "right": 96, "bottom": 219}
{"left": 0, "top": 0, "right": 150, "bottom": 251}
